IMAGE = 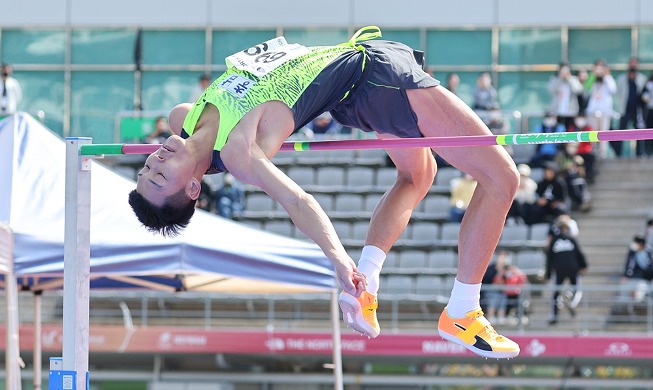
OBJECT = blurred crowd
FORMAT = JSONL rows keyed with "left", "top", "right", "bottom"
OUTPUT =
{"left": 436, "top": 56, "right": 652, "bottom": 159}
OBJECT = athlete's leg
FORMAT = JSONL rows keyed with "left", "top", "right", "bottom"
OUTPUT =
{"left": 408, "top": 85, "right": 519, "bottom": 286}
{"left": 407, "top": 85, "right": 520, "bottom": 358}
{"left": 339, "top": 144, "right": 436, "bottom": 338}
{"left": 366, "top": 144, "right": 437, "bottom": 251}
{"left": 357, "top": 142, "right": 435, "bottom": 293}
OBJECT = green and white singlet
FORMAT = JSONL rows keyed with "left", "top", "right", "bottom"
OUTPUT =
{"left": 181, "top": 26, "right": 438, "bottom": 173}
{"left": 181, "top": 27, "right": 381, "bottom": 172}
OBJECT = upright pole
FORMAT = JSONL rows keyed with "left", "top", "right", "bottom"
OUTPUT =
{"left": 330, "top": 290, "right": 343, "bottom": 390}
{"left": 34, "top": 291, "right": 42, "bottom": 390}
{"left": 1, "top": 224, "right": 22, "bottom": 390}
{"left": 5, "top": 266, "right": 21, "bottom": 390}
{"left": 62, "top": 137, "right": 92, "bottom": 390}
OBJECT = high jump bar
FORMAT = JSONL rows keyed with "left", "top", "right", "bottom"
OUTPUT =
{"left": 80, "top": 128, "right": 653, "bottom": 155}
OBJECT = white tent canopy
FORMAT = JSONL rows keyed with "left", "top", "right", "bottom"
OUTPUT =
{"left": 0, "top": 112, "right": 342, "bottom": 388}
{"left": 0, "top": 112, "right": 336, "bottom": 292}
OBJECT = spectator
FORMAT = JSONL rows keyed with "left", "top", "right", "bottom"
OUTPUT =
{"left": 445, "top": 72, "right": 460, "bottom": 96}
{"left": 567, "top": 113, "right": 597, "bottom": 183}
{"left": 548, "top": 62, "right": 584, "bottom": 127}
{"left": 549, "top": 213, "right": 579, "bottom": 239}
{"left": 485, "top": 107, "right": 513, "bottom": 156}
{"left": 485, "top": 107, "right": 509, "bottom": 135}
{"left": 143, "top": 116, "right": 172, "bottom": 144}
{"left": 622, "top": 235, "right": 653, "bottom": 281}
{"left": 575, "top": 69, "right": 589, "bottom": 114}
{"left": 472, "top": 71, "right": 498, "bottom": 111}
{"left": 644, "top": 218, "right": 653, "bottom": 251}
{"left": 195, "top": 177, "right": 214, "bottom": 212}
{"left": 529, "top": 111, "right": 565, "bottom": 168}
{"left": 585, "top": 60, "right": 617, "bottom": 157}
{"left": 614, "top": 57, "right": 647, "bottom": 157}
{"left": 583, "top": 60, "right": 606, "bottom": 91}
{"left": 501, "top": 262, "right": 528, "bottom": 325}
{"left": 531, "top": 162, "right": 568, "bottom": 224}
{"left": 546, "top": 219, "right": 588, "bottom": 324}
{"left": 639, "top": 71, "right": 653, "bottom": 157}
{"left": 507, "top": 163, "right": 538, "bottom": 225}
{"left": 215, "top": 173, "right": 244, "bottom": 220}
{"left": 448, "top": 172, "right": 477, "bottom": 222}
{"left": 561, "top": 155, "right": 591, "bottom": 212}
{"left": 189, "top": 73, "right": 212, "bottom": 103}
{"left": 1, "top": 63, "right": 22, "bottom": 115}
{"left": 304, "top": 112, "right": 344, "bottom": 138}
{"left": 619, "top": 235, "right": 652, "bottom": 304}
{"left": 482, "top": 250, "right": 512, "bottom": 323}
{"left": 556, "top": 136, "right": 591, "bottom": 212}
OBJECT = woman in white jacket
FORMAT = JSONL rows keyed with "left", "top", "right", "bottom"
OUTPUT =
{"left": 585, "top": 63, "right": 617, "bottom": 157}
{"left": 548, "top": 63, "right": 584, "bottom": 127}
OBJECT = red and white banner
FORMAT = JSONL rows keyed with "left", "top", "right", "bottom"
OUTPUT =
{"left": 1, "top": 325, "right": 652, "bottom": 359}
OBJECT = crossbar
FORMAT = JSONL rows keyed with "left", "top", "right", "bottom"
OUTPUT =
{"left": 79, "top": 128, "right": 653, "bottom": 156}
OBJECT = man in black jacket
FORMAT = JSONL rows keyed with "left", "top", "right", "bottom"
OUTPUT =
{"left": 546, "top": 219, "right": 587, "bottom": 324}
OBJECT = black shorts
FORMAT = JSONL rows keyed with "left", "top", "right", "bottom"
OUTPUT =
{"left": 330, "top": 40, "right": 440, "bottom": 138}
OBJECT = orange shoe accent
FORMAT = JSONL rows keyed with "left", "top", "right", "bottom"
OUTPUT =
{"left": 437, "top": 308, "right": 520, "bottom": 359}
{"left": 338, "top": 290, "right": 380, "bottom": 338}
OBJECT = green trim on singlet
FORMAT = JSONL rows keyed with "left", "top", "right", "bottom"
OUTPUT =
{"left": 366, "top": 81, "right": 401, "bottom": 89}
{"left": 182, "top": 26, "right": 382, "bottom": 152}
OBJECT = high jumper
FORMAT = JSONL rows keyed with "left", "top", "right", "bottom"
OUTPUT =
{"left": 129, "top": 25, "right": 521, "bottom": 358}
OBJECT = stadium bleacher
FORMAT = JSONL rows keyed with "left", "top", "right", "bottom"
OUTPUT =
{"left": 240, "top": 148, "right": 551, "bottom": 294}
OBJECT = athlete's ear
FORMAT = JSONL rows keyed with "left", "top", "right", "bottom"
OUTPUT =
{"left": 186, "top": 177, "right": 202, "bottom": 201}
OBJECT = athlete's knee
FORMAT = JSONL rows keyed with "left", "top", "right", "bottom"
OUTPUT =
{"left": 504, "top": 164, "right": 520, "bottom": 196}
{"left": 478, "top": 163, "right": 520, "bottom": 207}
{"left": 499, "top": 165, "right": 520, "bottom": 206}
{"left": 396, "top": 153, "right": 436, "bottom": 194}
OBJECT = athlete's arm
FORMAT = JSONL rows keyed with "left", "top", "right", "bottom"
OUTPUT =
{"left": 220, "top": 127, "right": 366, "bottom": 296}
{"left": 167, "top": 103, "right": 192, "bottom": 137}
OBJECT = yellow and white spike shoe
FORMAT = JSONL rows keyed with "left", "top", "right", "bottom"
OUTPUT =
{"left": 338, "top": 290, "right": 380, "bottom": 338}
{"left": 438, "top": 307, "right": 520, "bottom": 359}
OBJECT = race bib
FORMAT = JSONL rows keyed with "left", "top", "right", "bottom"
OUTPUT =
{"left": 219, "top": 74, "right": 254, "bottom": 98}
{"left": 226, "top": 36, "right": 310, "bottom": 77}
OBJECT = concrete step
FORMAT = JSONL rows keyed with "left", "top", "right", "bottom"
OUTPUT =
{"left": 578, "top": 228, "right": 641, "bottom": 239}
{"left": 578, "top": 221, "right": 642, "bottom": 234}
{"left": 582, "top": 247, "right": 627, "bottom": 259}
{"left": 590, "top": 181, "right": 653, "bottom": 190}
{"left": 588, "top": 197, "right": 652, "bottom": 208}
{"left": 594, "top": 189, "right": 653, "bottom": 200}
{"left": 563, "top": 157, "right": 653, "bottom": 328}
{"left": 578, "top": 238, "right": 636, "bottom": 248}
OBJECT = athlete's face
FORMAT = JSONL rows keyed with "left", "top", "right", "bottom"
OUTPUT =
{"left": 136, "top": 135, "right": 195, "bottom": 206}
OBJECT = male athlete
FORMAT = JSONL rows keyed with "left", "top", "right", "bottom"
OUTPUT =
{"left": 129, "top": 26, "right": 521, "bottom": 358}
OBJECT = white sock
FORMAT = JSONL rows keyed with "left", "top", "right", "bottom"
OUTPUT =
{"left": 357, "top": 245, "right": 386, "bottom": 295}
{"left": 446, "top": 278, "right": 482, "bottom": 318}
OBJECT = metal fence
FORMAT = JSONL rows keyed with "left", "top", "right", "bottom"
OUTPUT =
{"left": 8, "top": 281, "right": 652, "bottom": 335}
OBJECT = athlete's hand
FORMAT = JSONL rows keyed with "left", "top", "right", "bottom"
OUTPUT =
{"left": 334, "top": 257, "right": 367, "bottom": 297}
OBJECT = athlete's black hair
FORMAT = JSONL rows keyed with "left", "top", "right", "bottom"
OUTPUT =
{"left": 128, "top": 189, "right": 195, "bottom": 237}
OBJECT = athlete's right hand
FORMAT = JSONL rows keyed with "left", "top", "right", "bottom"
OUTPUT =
{"left": 333, "top": 258, "right": 367, "bottom": 297}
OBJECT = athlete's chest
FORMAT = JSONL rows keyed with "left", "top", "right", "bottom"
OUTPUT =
{"left": 228, "top": 101, "right": 295, "bottom": 159}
